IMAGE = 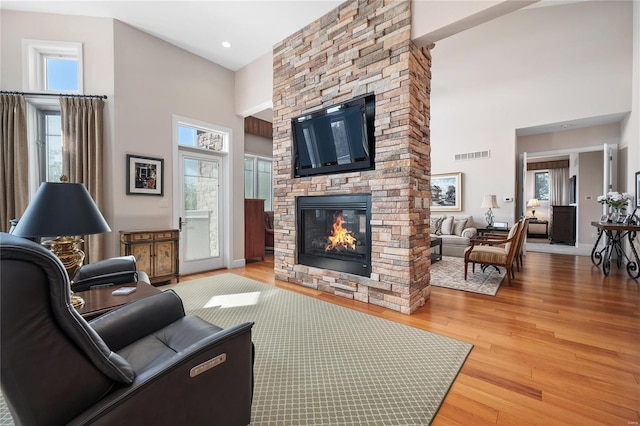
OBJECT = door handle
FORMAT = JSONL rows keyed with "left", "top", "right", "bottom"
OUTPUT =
{"left": 179, "top": 217, "right": 187, "bottom": 232}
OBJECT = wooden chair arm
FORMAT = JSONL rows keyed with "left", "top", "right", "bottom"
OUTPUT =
{"left": 469, "top": 234, "right": 516, "bottom": 248}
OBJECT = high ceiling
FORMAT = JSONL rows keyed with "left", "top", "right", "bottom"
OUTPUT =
{"left": 0, "top": 0, "right": 344, "bottom": 71}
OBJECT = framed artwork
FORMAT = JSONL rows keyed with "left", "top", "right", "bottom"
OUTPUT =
{"left": 431, "top": 172, "right": 462, "bottom": 211}
{"left": 126, "top": 154, "right": 164, "bottom": 196}
{"left": 636, "top": 171, "right": 640, "bottom": 207}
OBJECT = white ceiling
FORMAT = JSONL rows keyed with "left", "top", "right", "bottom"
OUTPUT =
{"left": 2, "top": 0, "right": 625, "bottom": 131}
{"left": 0, "top": 0, "right": 344, "bottom": 71}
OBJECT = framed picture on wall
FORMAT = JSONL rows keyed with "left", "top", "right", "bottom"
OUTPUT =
{"left": 126, "top": 154, "right": 164, "bottom": 196}
{"left": 431, "top": 172, "right": 462, "bottom": 211}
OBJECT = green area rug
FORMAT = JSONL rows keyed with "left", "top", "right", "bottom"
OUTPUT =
{"left": 167, "top": 274, "right": 472, "bottom": 425}
{"left": 0, "top": 273, "right": 472, "bottom": 425}
{"left": 431, "top": 256, "right": 504, "bottom": 296}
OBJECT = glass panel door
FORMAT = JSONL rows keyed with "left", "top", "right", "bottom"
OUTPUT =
{"left": 178, "top": 150, "right": 224, "bottom": 274}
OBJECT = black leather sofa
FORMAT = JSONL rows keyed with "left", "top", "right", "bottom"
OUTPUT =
{"left": 0, "top": 233, "right": 255, "bottom": 425}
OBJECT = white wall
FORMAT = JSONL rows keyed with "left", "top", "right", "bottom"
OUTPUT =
{"left": 245, "top": 134, "right": 273, "bottom": 158}
{"left": 578, "top": 151, "right": 604, "bottom": 246}
{"left": 1, "top": 12, "right": 246, "bottom": 265}
{"left": 112, "top": 20, "right": 245, "bottom": 263}
{"left": 518, "top": 123, "right": 622, "bottom": 155}
{"left": 235, "top": 51, "right": 273, "bottom": 117}
{"left": 621, "top": 2, "right": 640, "bottom": 213}
{"left": 430, "top": 1, "right": 633, "bottom": 226}
{"left": 1, "top": 10, "right": 116, "bottom": 238}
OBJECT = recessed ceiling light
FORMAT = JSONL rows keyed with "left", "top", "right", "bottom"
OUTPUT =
{"left": 221, "top": 41, "right": 231, "bottom": 48}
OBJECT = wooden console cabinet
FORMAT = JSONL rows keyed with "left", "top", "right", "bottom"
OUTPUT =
{"left": 245, "top": 199, "right": 265, "bottom": 261}
{"left": 120, "top": 229, "right": 179, "bottom": 284}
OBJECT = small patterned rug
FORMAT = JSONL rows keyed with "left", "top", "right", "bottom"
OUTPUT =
{"left": 431, "top": 256, "right": 504, "bottom": 296}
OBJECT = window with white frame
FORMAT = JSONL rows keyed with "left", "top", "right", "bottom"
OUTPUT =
{"left": 22, "top": 40, "right": 83, "bottom": 191}
{"left": 244, "top": 155, "right": 273, "bottom": 211}
{"left": 23, "top": 39, "right": 83, "bottom": 93}
{"left": 534, "top": 171, "right": 550, "bottom": 201}
{"left": 177, "top": 123, "right": 228, "bottom": 153}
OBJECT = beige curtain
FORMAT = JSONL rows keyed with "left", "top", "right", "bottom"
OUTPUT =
{"left": 60, "top": 97, "right": 105, "bottom": 263}
{"left": 0, "top": 94, "right": 29, "bottom": 233}
{"left": 549, "top": 167, "right": 569, "bottom": 206}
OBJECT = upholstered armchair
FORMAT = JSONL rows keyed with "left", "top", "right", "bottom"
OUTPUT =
{"left": 463, "top": 219, "right": 525, "bottom": 285}
{"left": 1, "top": 233, "right": 255, "bottom": 426}
{"left": 265, "top": 210, "right": 274, "bottom": 250}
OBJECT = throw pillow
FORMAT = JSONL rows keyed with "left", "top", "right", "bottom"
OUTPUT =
{"left": 440, "top": 216, "right": 454, "bottom": 235}
{"left": 430, "top": 216, "right": 444, "bottom": 235}
{"left": 452, "top": 218, "right": 468, "bottom": 236}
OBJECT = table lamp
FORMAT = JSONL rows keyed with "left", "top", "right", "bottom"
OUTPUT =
{"left": 12, "top": 182, "right": 111, "bottom": 307}
{"left": 480, "top": 194, "right": 499, "bottom": 227}
{"left": 527, "top": 198, "right": 540, "bottom": 218}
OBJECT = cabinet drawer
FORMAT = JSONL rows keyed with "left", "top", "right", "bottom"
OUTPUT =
{"left": 155, "top": 231, "right": 177, "bottom": 239}
{"left": 130, "top": 233, "right": 153, "bottom": 241}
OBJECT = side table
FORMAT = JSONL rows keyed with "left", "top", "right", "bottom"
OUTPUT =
{"left": 590, "top": 221, "right": 640, "bottom": 278}
{"left": 430, "top": 237, "right": 442, "bottom": 263}
{"left": 75, "top": 281, "right": 162, "bottom": 319}
{"left": 477, "top": 226, "right": 509, "bottom": 236}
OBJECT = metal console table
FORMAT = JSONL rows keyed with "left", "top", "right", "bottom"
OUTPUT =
{"left": 590, "top": 221, "right": 640, "bottom": 278}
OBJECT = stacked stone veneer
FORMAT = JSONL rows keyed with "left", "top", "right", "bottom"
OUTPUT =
{"left": 272, "top": 0, "right": 433, "bottom": 314}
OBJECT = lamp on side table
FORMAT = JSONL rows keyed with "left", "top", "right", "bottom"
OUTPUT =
{"left": 527, "top": 198, "right": 540, "bottom": 218}
{"left": 12, "top": 181, "right": 111, "bottom": 307}
{"left": 480, "top": 194, "right": 500, "bottom": 227}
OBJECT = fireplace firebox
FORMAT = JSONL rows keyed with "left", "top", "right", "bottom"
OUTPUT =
{"left": 296, "top": 194, "right": 372, "bottom": 277}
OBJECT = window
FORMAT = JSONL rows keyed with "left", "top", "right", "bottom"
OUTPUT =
{"left": 244, "top": 155, "right": 273, "bottom": 211}
{"left": 37, "top": 111, "right": 63, "bottom": 183}
{"left": 535, "top": 171, "right": 549, "bottom": 201}
{"left": 178, "top": 124, "right": 228, "bottom": 152}
{"left": 23, "top": 40, "right": 82, "bottom": 93}
{"left": 22, "top": 40, "right": 82, "bottom": 192}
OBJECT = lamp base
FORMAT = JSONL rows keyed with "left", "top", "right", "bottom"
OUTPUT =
{"left": 485, "top": 208, "right": 495, "bottom": 227}
{"left": 43, "top": 236, "right": 86, "bottom": 307}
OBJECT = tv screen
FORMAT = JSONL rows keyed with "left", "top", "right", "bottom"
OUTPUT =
{"left": 292, "top": 94, "right": 375, "bottom": 178}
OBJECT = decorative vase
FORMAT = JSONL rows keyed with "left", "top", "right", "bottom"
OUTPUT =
{"left": 609, "top": 207, "right": 623, "bottom": 222}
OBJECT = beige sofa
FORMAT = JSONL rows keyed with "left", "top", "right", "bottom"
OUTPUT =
{"left": 430, "top": 215, "right": 478, "bottom": 257}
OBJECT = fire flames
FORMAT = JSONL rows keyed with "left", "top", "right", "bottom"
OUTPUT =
{"left": 325, "top": 212, "right": 357, "bottom": 252}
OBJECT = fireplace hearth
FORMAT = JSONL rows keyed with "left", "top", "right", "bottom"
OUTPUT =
{"left": 296, "top": 194, "right": 372, "bottom": 277}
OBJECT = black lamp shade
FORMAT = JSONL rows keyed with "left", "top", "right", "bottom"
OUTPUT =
{"left": 12, "top": 182, "right": 111, "bottom": 238}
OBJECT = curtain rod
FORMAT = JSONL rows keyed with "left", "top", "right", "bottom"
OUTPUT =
{"left": 0, "top": 90, "right": 107, "bottom": 100}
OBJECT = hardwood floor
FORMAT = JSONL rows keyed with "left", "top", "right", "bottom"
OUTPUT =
{"left": 182, "top": 252, "right": 640, "bottom": 425}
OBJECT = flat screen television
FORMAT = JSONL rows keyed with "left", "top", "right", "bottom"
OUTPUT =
{"left": 291, "top": 93, "right": 375, "bottom": 178}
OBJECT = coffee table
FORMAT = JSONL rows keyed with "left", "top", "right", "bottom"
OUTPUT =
{"left": 430, "top": 237, "right": 442, "bottom": 263}
{"left": 74, "top": 281, "right": 162, "bottom": 320}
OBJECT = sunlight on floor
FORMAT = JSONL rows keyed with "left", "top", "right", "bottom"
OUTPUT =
{"left": 204, "top": 292, "right": 261, "bottom": 308}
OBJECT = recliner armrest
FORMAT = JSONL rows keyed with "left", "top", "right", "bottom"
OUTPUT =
{"left": 89, "top": 290, "right": 185, "bottom": 351}
{"left": 69, "top": 322, "right": 255, "bottom": 426}
{"left": 72, "top": 256, "right": 148, "bottom": 291}
{"left": 75, "top": 256, "right": 137, "bottom": 281}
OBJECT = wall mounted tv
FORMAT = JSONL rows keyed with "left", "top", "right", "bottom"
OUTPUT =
{"left": 291, "top": 93, "right": 375, "bottom": 178}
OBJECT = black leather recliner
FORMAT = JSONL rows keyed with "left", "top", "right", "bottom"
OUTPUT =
{"left": 71, "top": 255, "right": 151, "bottom": 291}
{"left": 0, "top": 233, "right": 255, "bottom": 426}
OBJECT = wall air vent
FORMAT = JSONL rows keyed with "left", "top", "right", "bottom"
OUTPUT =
{"left": 454, "top": 150, "right": 490, "bottom": 161}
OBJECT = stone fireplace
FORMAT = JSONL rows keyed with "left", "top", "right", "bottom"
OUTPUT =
{"left": 297, "top": 194, "right": 372, "bottom": 277}
{"left": 271, "top": 0, "right": 433, "bottom": 314}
